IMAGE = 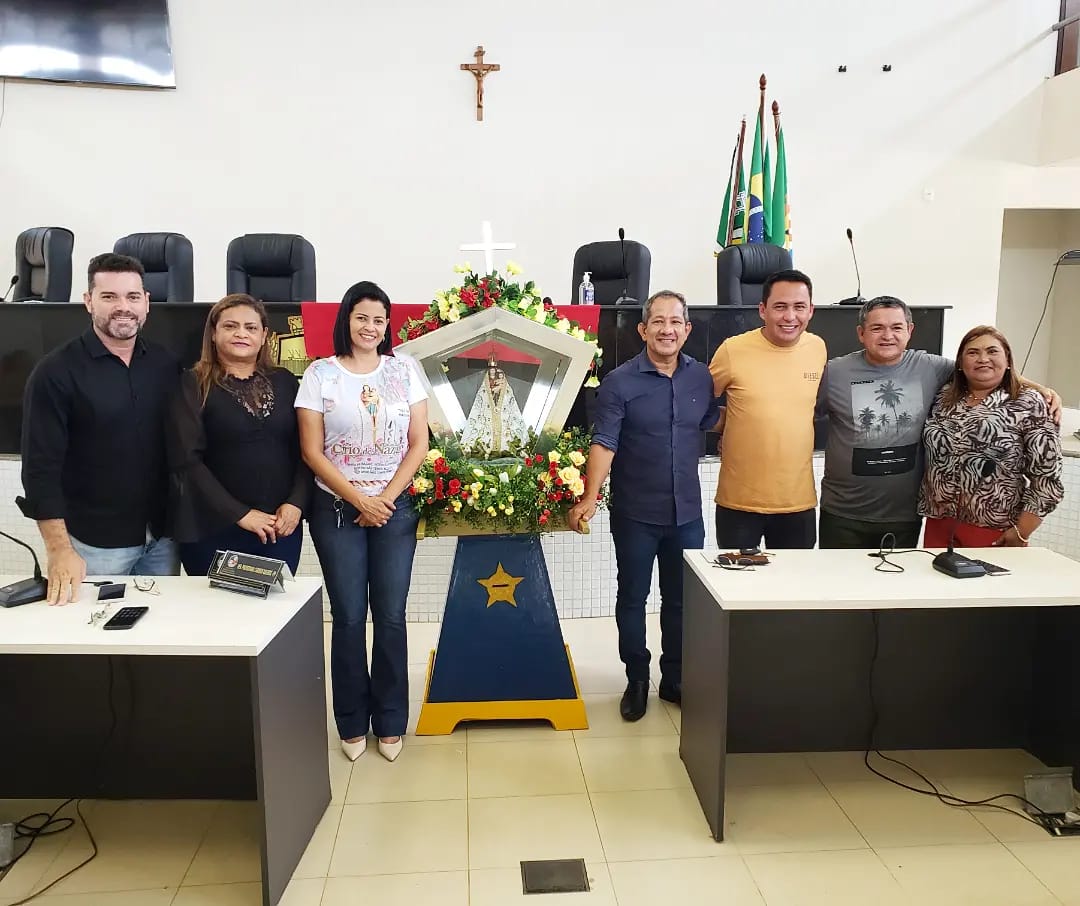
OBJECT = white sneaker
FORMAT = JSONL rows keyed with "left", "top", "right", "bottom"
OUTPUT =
{"left": 341, "top": 737, "right": 367, "bottom": 761}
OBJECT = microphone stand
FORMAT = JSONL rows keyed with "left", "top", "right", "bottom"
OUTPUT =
{"left": 614, "top": 228, "right": 637, "bottom": 306}
{"left": 0, "top": 529, "right": 49, "bottom": 606}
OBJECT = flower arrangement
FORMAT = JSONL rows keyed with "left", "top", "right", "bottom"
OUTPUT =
{"left": 410, "top": 426, "right": 606, "bottom": 534}
{"left": 398, "top": 262, "right": 602, "bottom": 387}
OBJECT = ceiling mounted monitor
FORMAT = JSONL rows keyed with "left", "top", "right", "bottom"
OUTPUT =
{"left": 0, "top": 0, "right": 176, "bottom": 89}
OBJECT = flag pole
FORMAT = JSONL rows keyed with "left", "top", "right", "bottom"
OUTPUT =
{"left": 758, "top": 73, "right": 767, "bottom": 140}
{"left": 727, "top": 116, "right": 747, "bottom": 245}
{"left": 772, "top": 99, "right": 781, "bottom": 142}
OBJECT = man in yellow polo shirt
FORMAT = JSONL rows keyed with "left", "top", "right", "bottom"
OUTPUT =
{"left": 708, "top": 269, "right": 825, "bottom": 549}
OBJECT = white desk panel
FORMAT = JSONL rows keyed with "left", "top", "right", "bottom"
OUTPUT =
{"left": 685, "top": 547, "right": 1080, "bottom": 611}
{"left": 0, "top": 576, "right": 324, "bottom": 656}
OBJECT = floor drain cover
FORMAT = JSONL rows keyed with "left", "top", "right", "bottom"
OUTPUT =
{"left": 520, "top": 858, "right": 590, "bottom": 894}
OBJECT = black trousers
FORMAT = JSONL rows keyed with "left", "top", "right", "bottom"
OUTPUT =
{"left": 714, "top": 505, "right": 816, "bottom": 550}
{"left": 818, "top": 509, "right": 921, "bottom": 550}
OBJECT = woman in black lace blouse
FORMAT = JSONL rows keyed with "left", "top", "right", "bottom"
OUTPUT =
{"left": 168, "top": 295, "right": 310, "bottom": 575}
{"left": 919, "top": 325, "right": 1063, "bottom": 548}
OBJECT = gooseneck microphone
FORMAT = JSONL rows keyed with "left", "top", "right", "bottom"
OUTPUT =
{"left": 0, "top": 529, "right": 49, "bottom": 606}
{"left": 0, "top": 275, "right": 17, "bottom": 303}
{"left": 839, "top": 228, "right": 866, "bottom": 306}
{"left": 614, "top": 227, "right": 636, "bottom": 305}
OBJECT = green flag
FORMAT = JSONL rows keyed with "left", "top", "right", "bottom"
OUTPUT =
{"left": 762, "top": 118, "right": 773, "bottom": 246}
{"left": 716, "top": 156, "right": 735, "bottom": 250}
{"left": 771, "top": 122, "right": 790, "bottom": 249}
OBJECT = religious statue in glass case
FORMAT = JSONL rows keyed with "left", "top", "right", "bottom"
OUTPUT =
{"left": 460, "top": 353, "right": 529, "bottom": 452}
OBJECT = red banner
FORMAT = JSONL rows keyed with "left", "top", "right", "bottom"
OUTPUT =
{"left": 301, "top": 302, "right": 600, "bottom": 361}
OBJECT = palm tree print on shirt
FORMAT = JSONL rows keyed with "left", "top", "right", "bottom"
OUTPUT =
{"left": 852, "top": 379, "right": 921, "bottom": 441}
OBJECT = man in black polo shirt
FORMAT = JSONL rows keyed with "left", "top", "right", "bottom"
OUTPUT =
{"left": 20, "top": 253, "right": 182, "bottom": 604}
{"left": 568, "top": 291, "right": 721, "bottom": 721}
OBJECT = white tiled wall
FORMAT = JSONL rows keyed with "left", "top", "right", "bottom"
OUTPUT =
{"left": 2, "top": 453, "right": 1077, "bottom": 621}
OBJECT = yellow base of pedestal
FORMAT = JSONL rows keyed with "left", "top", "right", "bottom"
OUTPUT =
{"left": 414, "top": 644, "right": 590, "bottom": 735}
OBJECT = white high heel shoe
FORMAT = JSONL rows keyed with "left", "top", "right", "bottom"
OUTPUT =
{"left": 340, "top": 737, "right": 367, "bottom": 762}
{"left": 378, "top": 737, "right": 403, "bottom": 762}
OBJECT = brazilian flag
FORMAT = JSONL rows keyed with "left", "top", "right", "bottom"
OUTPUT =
{"left": 743, "top": 114, "right": 766, "bottom": 244}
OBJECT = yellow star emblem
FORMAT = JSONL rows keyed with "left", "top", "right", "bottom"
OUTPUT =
{"left": 477, "top": 562, "right": 524, "bottom": 607}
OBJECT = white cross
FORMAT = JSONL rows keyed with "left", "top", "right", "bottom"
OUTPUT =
{"left": 459, "top": 220, "right": 516, "bottom": 275}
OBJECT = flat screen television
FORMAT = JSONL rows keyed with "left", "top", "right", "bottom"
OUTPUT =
{"left": 0, "top": 0, "right": 175, "bottom": 88}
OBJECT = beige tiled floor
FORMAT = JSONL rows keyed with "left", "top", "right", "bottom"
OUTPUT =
{"left": 2, "top": 615, "right": 1078, "bottom": 905}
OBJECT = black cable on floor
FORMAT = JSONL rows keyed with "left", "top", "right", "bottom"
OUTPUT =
{"left": 862, "top": 610, "right": 1059, "bottom": 833}
{"left": 0, "top": 657, "right": 120, "bottom": 901}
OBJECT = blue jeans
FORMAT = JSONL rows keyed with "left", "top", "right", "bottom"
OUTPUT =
{"left": 610, "top": 515, "right": 705, "bottom": 686}
{"left": 70, "top": 530, "right": 180, "bottom": 577}
{"left": 180, "top": 522, "right": 304, "bottom": 577}
{"left": 308, "top": 489, "right": 419, "bottom": 740}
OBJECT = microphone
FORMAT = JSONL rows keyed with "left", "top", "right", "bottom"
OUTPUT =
{"left": 0, "top": 275, "right": 17, "bottom": 303}
{"left": 838, "top": 228, "right": 866, "bottom": 306}
{"left": 614, "top": 227, "right": 637, "bottom": 305}
{"left": 931, "top": 459, "right": 997, "bottom": 578}
{"left": 0, "top": 529, "right": 49, "bottom": 607}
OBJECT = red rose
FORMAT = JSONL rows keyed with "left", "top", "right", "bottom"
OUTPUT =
{"left": 435, "top": 478, "right": 445, "bottom": 500}
{"left": 408, "top": 486, "right": 417, "bottom": 496}
{"left": 434, "top": 458, "right": 449, "bottom": 474}
{"left": 407, "top": 327, "right": 420, "bottom": 340}
{"left": 460, "top": 288, "right": 478, "bottom": 307}
{"left": 543, "top": 509, "right": 551, "bottom": 516}
{"left": 461, "top": 491, "right": 470, "bottom": 500}
{"left": 482, "top": 297, "right": 494, "bottom": 308}
{"left": 426, "top": 497, "right": 434, "bottom": 505}
{"left": 539, "top": 514, "right": 549, "bottom": 525}
{"left": 534, "top": 454, "right": 544, "bottom": 466}
{"left": 543, "top": 300, "right": 556, "bottom": 312}
{"left": 554, "top": 477, "right": 564, "bottom": 487}
{"left": 425, "top": 318, "right": 439, "bottom": 331}
{"left": 448, "top": 478, "right": 461, "bottom": 494}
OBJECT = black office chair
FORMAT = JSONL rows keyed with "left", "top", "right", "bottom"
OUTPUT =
{"left": 570, "top": 240, "right": 651, "bottom": 305}
{"left": 12, "top": 226, "right": 75, "bottom": 302}
{"left": 715, "top": 244, "right": 793, "bottom": 306}
{"left": 113, "top": 232, "right": 195, "bottom": 303}
{"left": 226, "top": 234, "right": 316, "bottom": 303}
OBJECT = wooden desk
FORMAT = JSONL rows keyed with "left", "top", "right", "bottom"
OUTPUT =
{"left": 0, "top": 577, "right": 329, "bottom": 906}
{"left": 680, "top": 547, "right": 1080, "bottom": 841}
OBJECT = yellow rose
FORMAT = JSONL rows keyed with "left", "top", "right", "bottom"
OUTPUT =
{"left": 472, "top": 468, "right": 485, "bottom": 478}
{"left": 569, "top": 450, "right": 586, "bottom": 467}
{"left": 426, "top": 449, "right": 442, "bottom": 463}
{"left": 548, "top": 451, "right": 562, "bottom": 464}
{"left": 454, "top": 262, "right": 473, "bottom": 274}
{"left": 558, "top": 465, "right": 581, "bottom": 484}
{"left": 517, "top": 298, "right": 532, "bottom": 310}
{"left": 487, "top": 506, "right": 497, "bottom": 516}
{"left": 446, "top": 305, "right": 461, "bottom": 323}
{"left": 532, "top": 306, "right": 547, "bottom": 323}
{"left": 506, "top": 261, "right": 523, "bottom": 275}
{"left": 434, "top": 291, "right": 448, "bottom": 304}
{"left": 571, "top": 479, "right": 585, "bottom": 498}
{"left": 555, "top": 318, "right": 571, "bottom": 333}
{"left": 452, "top": 500, "right": 462, "bottom": 512}
{"left": 470, "top": 481, "right": 483, "bottom": 493}
{"left": 571, "top": 327, "right": 586, "bottom": 341}
{"left": 505, "top": 505, "right": 514, "bottom": 515}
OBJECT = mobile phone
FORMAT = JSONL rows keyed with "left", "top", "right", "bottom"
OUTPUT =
{"left": 969, "top": 559, "right": 1011, "bottom": 576}
{"left": 102, "top": 605, "right": 149, "bottom": 630}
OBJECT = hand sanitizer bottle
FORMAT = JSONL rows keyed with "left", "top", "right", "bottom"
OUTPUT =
{"left": 578, "top": 271, "right": 595, "bottom": 305}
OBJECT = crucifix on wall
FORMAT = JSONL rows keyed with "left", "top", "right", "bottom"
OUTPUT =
{"left": 461, "top": 45, "right": 500, "bottom": 121}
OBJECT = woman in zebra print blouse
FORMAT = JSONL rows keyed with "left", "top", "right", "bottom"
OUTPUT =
{"left": 919, "top": 325, "right": 1063, "bottom": 548}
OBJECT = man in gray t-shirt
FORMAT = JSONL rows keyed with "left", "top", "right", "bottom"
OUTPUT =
{"left": 817, "top": 297, "right": 1060, "bottom": 549}
{"left": 816, "top": 297, "right": 953, "bottom": 548}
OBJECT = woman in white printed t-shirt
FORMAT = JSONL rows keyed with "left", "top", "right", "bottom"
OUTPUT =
{"left": 295, "top": 281, "right": 428, "bottom": 764}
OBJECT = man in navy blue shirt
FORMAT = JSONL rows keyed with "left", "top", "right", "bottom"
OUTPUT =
{"left": 569, "top": 291, "right": 720, "bottom": 721}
